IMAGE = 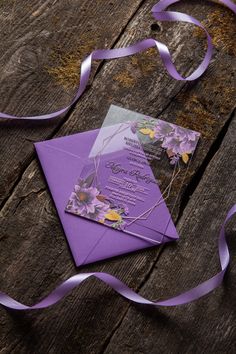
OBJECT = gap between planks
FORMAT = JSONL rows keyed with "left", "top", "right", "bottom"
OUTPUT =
{"left": 0, "top": 0, "right": 147, "bottom": 212}
{"left": 98, "top": 107, "right": 236, "bottom": 354}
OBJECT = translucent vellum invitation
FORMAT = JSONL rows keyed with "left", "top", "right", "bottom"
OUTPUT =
{"left": 65, "top": 105, "right": 200, "bottom": 244}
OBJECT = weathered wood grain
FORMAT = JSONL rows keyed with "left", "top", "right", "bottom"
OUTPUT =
{"left": 104, "top": 112, "right": 236, "bottom": 354}
{"left": 0, "top": 3, "right": 234, "bottom": 210}
{"left": 1, "top": 0, "right": 235, "bottom": 209}
{"left": 0, "top": 1, "right": 235, "bottom": 353}
{"left": 0, "top": 0, "right": 145, "bottom": 206}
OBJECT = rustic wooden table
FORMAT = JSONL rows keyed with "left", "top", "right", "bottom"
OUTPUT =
{"left": 0, "top": 1, "right": 235, "bottom": 353}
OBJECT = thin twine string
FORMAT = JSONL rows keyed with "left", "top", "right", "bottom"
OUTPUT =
{"left": 161, "top": 152, "right": 195, "bottom": 239}
{"left": 92, "top": 123, "right": 130, "bottom": 187}
{"left": 125, "top": 160, "right": 180, "bottom": 226}
{"left": 91, "top": 121, "right": 181, "bottom": 224}
{"left": 89, "top": 121, "right": 188, "bottom": 241}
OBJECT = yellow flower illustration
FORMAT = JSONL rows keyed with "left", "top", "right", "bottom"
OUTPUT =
{"left": 181, "top": 153, "right": 189, "bottom": 164}
{"left": 139, "top": 128, "right": 155, "bottom": 139}
{"left": 105, "top": 210, "right": 122, "bottom": 221}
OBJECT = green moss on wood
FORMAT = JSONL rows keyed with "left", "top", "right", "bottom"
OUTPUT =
{"left": 175, "top": 62, "right": 235, "bottom": 140}
{"left": 131, "top": 48, "right": 157, "bottom": 75}
{"left": 47, "top": 38, "right": 96, "bottom": 89}
{"left": 194, "top": 9, "right": 236, "bottom": 55}
{"left": 113, "top": 71, "right": 136, "bottom": 88}
{"left": 113, "top": 48, "right": 158, "bottom": 88}
{"left": 175, "top": 94, "right": 216, "bottom": 139}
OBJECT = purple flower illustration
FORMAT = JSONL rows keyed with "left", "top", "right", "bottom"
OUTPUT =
{"left": 87, "top": 202, "right": 110, "bottom": 221}
{"left": 130, "top": 121, "right": 138, "bottom": 134}
{"left": 70, "top": 185, "right": 99, "bottom": 215}
{"left": 169, "top": 155, "right": 180, "bottom": 165}
{"left": 136, "top": 118, "right": 200, "bottom": 165}
{"left": 111, "top": 220, "right": 127, "bottom": 231}
{"left": 154, "top": 120, "right": 175, "bottom": 140}
{"left": 68, "top": 184, "right": 110, "bottom": 221}
{"left": 175, "top": 126, "right": 199, "bottom": 147}
{"left": 118, "top": 203, "right": 129, "bottom": 215}
{"left": 161, "top": 126, "right": 199, "bottom": 155}
{"left": 161, "top": 136, "right": 187, "bottom": 155}
{"left": 174, "top": 127, "right": 193, "bottom": 140}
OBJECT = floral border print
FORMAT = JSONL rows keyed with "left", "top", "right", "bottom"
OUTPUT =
{"left": 66, "top": 118, "right": 200, "bottom": 230}
{"left": 130, "top": 118, "right": 200, "bottom": 165}
{"left": 66, "top": 173, "right": 129, "bottom": 231}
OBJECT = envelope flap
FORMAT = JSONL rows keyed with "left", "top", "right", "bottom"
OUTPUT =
{"left": 39, "top": 130, "right": 98, "bottom": 159}
{"left": 35, "top": 141, "right": 110, "bottom": 265}
{"left": 67, "top": 151, "right": 179, "bottom": 243}
{"left": 35, "top": 129, "right": 178, "bottom": 267}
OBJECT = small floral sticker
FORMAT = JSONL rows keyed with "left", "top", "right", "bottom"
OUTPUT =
{"left": 130, "top": 118, "right": 200, "bottom": 165}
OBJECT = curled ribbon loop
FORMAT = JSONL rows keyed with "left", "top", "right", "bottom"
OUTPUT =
{"left": 0, "top": 0, "right": 235, "bottom": 120}
{"left": 0, "top": 205, "right": 235, "bottom": 310}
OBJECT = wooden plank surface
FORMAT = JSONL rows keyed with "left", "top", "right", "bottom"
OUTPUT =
{"left": 104, "top": 111, "right": 236, "bottom": 354}
{"left": 0, "top": 0, "right": 235, "bottom": 353}
{"left": 0, "top": 0, "right": 144, "bottom": 206}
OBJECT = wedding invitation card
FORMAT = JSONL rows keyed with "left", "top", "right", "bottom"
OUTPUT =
{"left": 65, "top": 105, "right": 200, "bottom": 243}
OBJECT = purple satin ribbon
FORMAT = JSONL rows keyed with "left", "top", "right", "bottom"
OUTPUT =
{"left": 0, "top": 0, "right": 235, "bottom": 120}
{"left": 0, "top": 0, "right": 236, "bottom": 310}
{"left": 0, "top": 205, "right": 235, "bottom": 310}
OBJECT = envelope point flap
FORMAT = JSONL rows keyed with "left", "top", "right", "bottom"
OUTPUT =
{"left": 35, "top": 129, "right": 98, "bottom": 159}
{"left": 164, "top": 219, "right": 179, "bottom": 239}
{"left": 35, "top": 140, "right": 109, "bottom": 267}
{"left": 35, "top": 142, "right": 83, "bottom": 160}
{"left": 35, "top": 127, "right": 179, "bottom": 267}
{"left": 79, "top": 227, "right": 158, "bottom": 265}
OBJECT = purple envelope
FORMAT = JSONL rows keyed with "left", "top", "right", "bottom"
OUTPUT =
{"left": 35, "top": 130, "right": 179, "bottom": 266}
